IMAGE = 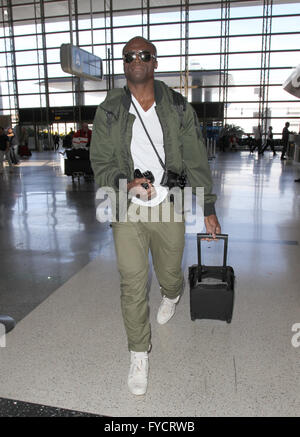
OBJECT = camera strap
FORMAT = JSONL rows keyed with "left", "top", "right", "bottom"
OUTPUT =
{"left": 131, "top": 98, "right": 166, "bottom": 171}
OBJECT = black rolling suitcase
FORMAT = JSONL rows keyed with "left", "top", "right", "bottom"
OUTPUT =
{"left": 189, "top": 233, "right": 235, "bottom": 323}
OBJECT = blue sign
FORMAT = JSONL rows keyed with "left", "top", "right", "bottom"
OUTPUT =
{"left": 60, "top": 43, "right": 103, "bottom": 81}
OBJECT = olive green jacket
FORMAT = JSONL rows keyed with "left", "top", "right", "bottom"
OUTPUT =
{"left": 90, "top": 80, "right": 216, "bottom": 217}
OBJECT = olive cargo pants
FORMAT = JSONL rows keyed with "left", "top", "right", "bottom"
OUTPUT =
{"left": 112, "top": 201, "right": 185, "bottom": 352}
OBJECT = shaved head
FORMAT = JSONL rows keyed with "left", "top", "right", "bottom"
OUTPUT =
{"left": 123, "top": 36, "right": 157, "bottom": 57}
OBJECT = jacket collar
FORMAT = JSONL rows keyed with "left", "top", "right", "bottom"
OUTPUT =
{"left": 122, "top": 80, "right": 163, "bottom": 110}
{"left": 100, "top": 80, "right": 164, "bottom": 118}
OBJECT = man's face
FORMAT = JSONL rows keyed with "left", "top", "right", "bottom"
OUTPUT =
{"left": 123, "top": 38, "right": 157, "bottom": 85}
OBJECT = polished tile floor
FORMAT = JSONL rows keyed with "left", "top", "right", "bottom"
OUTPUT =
{"left": 0, "top": 149, "right": 299, "bottom": 416}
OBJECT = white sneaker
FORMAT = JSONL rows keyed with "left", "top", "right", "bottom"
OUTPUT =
{"left": 128, "top": 351, "right": 149, "bottom": 395}
{"left": 157, "top": 295, "right": 180, "bottom": 325}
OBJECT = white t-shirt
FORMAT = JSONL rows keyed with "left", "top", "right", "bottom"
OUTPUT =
{"left": 129, "top": 95, "right": 168, "bottom": 207}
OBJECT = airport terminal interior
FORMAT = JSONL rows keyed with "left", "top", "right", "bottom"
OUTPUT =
{"left": 0, "top": 0, "right": 299, "bottom": 417}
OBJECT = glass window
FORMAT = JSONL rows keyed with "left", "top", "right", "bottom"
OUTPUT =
{"left": 0, "top": 53, "right": 7, "bottom": 67}
{"left": 155, "top": 40, "right": 181, "bottom": 57}
{"left": 270, "top": 51, "right": 300, "bottom": 68}
{"left": 272, "top": 15, "right": 300, "bottom": 33}
{"left": 2, "top": 68, "right": 13, "bottom": 82}
{"left": 47, "top": 63, "right": 70, "bottom": 78}
{"left": 15, "top": 50, "right": 38, "bottom": 65}
{"left": 19, "top": 94, "right": 45, "bottom": 108}
{"left": 189, "top": 21, "right": 221, "bottom": 38}
{"left": 46, "top": 48, "right": 61, "bottom": 63}
{"left": 12, "top": 4, "right": 35, "bottom": 21}
{"left": 230, "top": 4, "right": 263, "bottom": 18}
{"left": 78, "top": 30, "right": 92, "bottom": 46}
{"left": 0, "top": 1, "right": 299, "bottom": 132}
{"left": 78, "top": 18, "right": 94, "bottom": 30}
{"left": 93, "top": 44, "right": 107, "bottom": 61}
{"left": 268, "top": 85, "right": 299, "bottom": 102}
{"left": 149, "top": 11, "right": 180, "bottom": 24}
{"left": 84, "top": 91, "right": 107, "bottom": 106}
{"left": 48, "top": 77, "right": 72, "bottom": 93}
{"left": 228, "top": 52, "right": 261, "bottom": 69}
{"left": 267, "top": 101, "right": 300, "bottom": 118}
{"left": 14, "top": 23, "right": 37, "bottom": 36}
{"left": 227, "top": 85, "right": 260, "bottom": 102}
{"left": 113, "top": 59, "right": 124, "bottom": 75}
{"left": 269, "top": 68, "right": 296, "bottom": 85}
{"left": 113, "top": 15, "right": 142, "bottom": 27}
{"left": 271, "top": 34, "right": 300, "bottom": 51}
{"left": 1, "top": 96, "right": 12, "bottom": 110}
{"left": 46, "top": 32, "right": 70, "bottom": 48}
{"left": 189, "top": 38, "right": 221, "bottom": 55}
{"left": 231, "top": 69, "right": 261, "bottom": 85}
{"left": 92, "top": 29, "right": 106, "bottom": 47}
{"left": 16, "top": 65, "right": 40, "bottom": 80}
{"left": 0, "top": 81, "right": 9, "bottom": 95}
{"left": 156, "top": 56, "right": 182, "bottom": 73}
{"left": 148, "top": 23, "right": 180, "bottom": 40}
{"left": 187, "top": 54, "right": 220, "bottom": 71}
{"left": 230, "top": 18, "right": 263, "bottom": 35}
{"left": 45, "top": 20, "right": 70, "bottom": 33}
{"left": 44, "top": 1, "right": 68, "bottom": 18}
{"left": 14, "top": 35, "right": 37, "bottom": 50}
{"left": 17, "top": 80, "right": 43, "bottom": 95}
{"left": 49, "top": 92, "right": 74, "bottom": 107}
{"left": 229, "top": 35, "right": 262, "bottom": 53}
{"left": 91, "top": 17, "right": 105, "bottom": 28}
{"left": 0, "top": 37, "right": 6, "bottom": 51}
{"left": 113, "top": 27, "right": 143, "bottom": 43}
{"left": 273, "top": 2, "right": 300, "bottom": 14}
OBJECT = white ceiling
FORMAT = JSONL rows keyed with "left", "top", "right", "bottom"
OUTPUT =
{"left": 3, "top": 0, "right": 299, "bottom": 25}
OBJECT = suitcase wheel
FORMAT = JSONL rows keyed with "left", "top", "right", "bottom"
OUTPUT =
{"left": 226, "top": 319, "right": 232, "bottom": 324}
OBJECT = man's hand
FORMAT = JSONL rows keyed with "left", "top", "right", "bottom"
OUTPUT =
{"left": 127, "top": 177, "right": 156, "bottom": 201}
{"left": 204, "top": 214, "right": 221, "bottom": 240}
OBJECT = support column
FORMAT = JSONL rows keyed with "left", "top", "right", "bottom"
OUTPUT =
{"left": 259, "top": 0, "right": 273, "bottom": 144}
{"left": 2, "top": 0, "right": 19, "bottom": 121}
{"left": 219, "top": 0, "right": 230, "bottom": 123}
{"left": 180, "top": 0, "right": 189, "bottom": 98}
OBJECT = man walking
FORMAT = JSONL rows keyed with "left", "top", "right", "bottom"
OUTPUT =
{"left": 281, "top": 121, "right": 290, "bottom": 160}
{"left": 90, "top": 36, "right": 221, "bottom": 395}
{"left": 261, "top": 126, "right": 276, "bottom": 155}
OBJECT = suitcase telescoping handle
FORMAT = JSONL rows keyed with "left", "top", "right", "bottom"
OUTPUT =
{"left": 197, "top": 233, "right": 228, "bottom": 267}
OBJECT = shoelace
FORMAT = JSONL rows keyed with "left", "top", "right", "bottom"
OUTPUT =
{"left": 129, "top": 353, "right": 148, "bottom": 378}
{"left": 162, "top": 296, "right": 177, "bottom": 308}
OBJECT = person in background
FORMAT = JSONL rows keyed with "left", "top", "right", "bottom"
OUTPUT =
{"left": 295, "top": 127, "right": 300, "bottom": 181}
{"left": 0, "top": 127, "right": 12, "bottom": 173}
{"left": 219, "top": 124, "right": 229, "bottom": 152}
{"left": 67, "top": 122, "right": 92, "bottom": 160}
{"left": 53, "top": 132, "right": 60, "bottom": 151}
{"left": 72, "top": 122, "right": 92, "bottom": 149}
{"left": 6, "top": 127, "right": 19, "bottom": 165}
{"left": 261, "top": 126, "right": 276, "bottom": 156}
{"left": 251, "top": 124, "right": 262, "bottom": 153}
{"left": 281, "top": 122, "right": 290, "bottom": 160}
{"left": 18, "top": 127, "right": 31, "bottom": 158}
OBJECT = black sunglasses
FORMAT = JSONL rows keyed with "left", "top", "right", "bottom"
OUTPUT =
{"left": 123, "top": 50, "right": 156, "bottom": 64}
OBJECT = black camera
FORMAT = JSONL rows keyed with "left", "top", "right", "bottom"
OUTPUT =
{"left": 134, "top": 169, "right": 155, "bottom": 190}
{"left": 160, "top": 169, "right": 187, "bottom": 189}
